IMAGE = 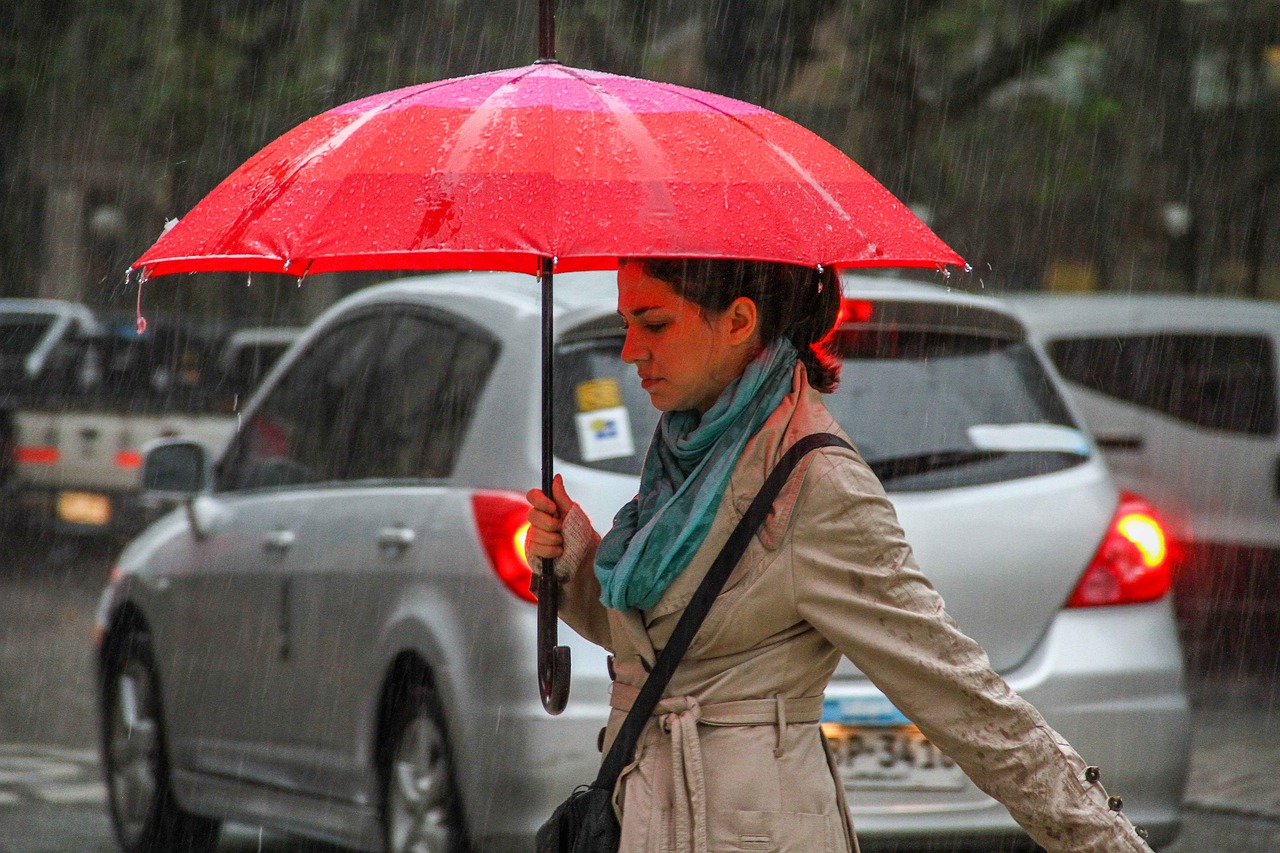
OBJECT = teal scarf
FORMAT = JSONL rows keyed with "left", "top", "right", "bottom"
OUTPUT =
{"left": 594, "top": 339, "right": 799, "bottom": 612}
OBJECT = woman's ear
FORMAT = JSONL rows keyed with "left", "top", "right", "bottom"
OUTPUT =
{"left": 725, "top": 296, "right": 759, "bottom": 346}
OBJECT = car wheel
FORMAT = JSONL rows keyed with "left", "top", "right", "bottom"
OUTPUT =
{"left": 383, "top": 683, "right": 467, "bottom": 853}
{"left": 101, "top": 629, "right": 220, "bottom": 853}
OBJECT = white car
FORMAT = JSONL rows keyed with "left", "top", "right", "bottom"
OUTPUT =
{"left": 1007, "top": 293, "right": 1280, "bottom": 667}
{"left": 94, "top": 271, "right": 1190, "bottom": 853}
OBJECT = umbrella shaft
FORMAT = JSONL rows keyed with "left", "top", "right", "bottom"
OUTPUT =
{"left": 541, "top": 257, "right": 554, "bottom": 496}
{"left": 539, "top": 0, "right": 556, "bottom": 62}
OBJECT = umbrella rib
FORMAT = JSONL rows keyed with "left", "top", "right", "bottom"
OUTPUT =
{"left": 410, "top": 65, "right": 546, "bottom": 253}
{"left": 556, "top": 65, "right": 682, "bottom": 255}
{"left": 208, "top": 84, "right": 443, "bottom": 264}
{"left": 647, "top": 82, "right": 875, "bottom": 252}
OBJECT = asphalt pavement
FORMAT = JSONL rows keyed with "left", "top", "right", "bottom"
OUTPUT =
{"left": 1180, "top": 671, "right": 1280, "bottom": 824}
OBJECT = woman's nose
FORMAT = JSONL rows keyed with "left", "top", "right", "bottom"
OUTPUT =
{"left": 620, "top": 330, "right": 643, "bottom": 364}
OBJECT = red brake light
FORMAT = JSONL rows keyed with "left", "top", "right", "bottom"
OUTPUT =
{"left": 16, "top": 446, "right": 59, "bottom": 465}
{"left": 471, "top": 491, "right": 536, "bottom": 603}
{"left": 1067, "top": 492, "right": 1172, "bottom": 608}
{"left": 839, "top": 299, "right": 875, "bottom": 325}
{"left": 115, "top": 450, "right": 142, "bottom": 469}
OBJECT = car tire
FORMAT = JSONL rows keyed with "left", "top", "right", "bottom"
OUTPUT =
{"left": 382, "top": 681, "right": 468, "bottom": 853}
{"left": 100, "top": 628, "right": 220, "bottom": 853}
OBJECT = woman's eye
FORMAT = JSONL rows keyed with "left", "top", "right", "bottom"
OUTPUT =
{"left": 644, "top": 322, "right": 668, "bottom": 332}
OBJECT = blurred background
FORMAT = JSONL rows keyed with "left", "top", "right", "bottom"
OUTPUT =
{"left": 0, "top": 0, "right": 1277, "bottom": 323}
{"left": 2, "top": 3, "right": 1280, "bottom": 850}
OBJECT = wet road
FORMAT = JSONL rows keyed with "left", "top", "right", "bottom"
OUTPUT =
{"left": 2, "top": 532, "right": 1279, "bottom": 852}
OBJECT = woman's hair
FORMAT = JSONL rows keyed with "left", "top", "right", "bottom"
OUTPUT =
{"left": 629, "top": 258, "right": 843, "bottom": 392}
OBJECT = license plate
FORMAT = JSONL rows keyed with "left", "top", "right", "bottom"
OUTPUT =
{"left": 823, "top": 723, "right": 966, "bottom": 791}
{"left": 57, "top": 491, "right": 112, "bottom": 526}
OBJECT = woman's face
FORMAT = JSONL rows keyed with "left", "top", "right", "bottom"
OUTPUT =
{"left": 616, "top": 262, "right": 758, "bottom": 414}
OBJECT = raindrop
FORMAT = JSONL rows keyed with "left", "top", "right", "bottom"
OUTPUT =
{"left": 246, "top": 273, "right": 254, "bottom": 288}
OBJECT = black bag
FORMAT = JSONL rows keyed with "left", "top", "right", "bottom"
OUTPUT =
{"left": 536, "top": 783, "right": 620, "bottom": 852}
{"left": 535, "top": 434, "right": 851, "bottom": 853}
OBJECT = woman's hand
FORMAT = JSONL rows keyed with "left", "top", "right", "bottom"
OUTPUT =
{"left": 525, "top": 474, "right": 576, "bottom": 562}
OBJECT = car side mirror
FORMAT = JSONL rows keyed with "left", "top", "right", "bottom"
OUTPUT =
{"left": 142, "top": 438, "right": 213, "bottom": 539}
{"left": 142, "top": 438, "right": 210, "bottom": 497}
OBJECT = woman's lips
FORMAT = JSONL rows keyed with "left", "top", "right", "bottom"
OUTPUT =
{"left": 640, "top": 376, "right": 660, "bottom": 389}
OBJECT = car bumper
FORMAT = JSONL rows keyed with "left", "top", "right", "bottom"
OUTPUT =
{"left": 826, "top": 597, "right": 1190, "bottom": 848}
{"left": 10, "top": 485, "right": 151, "bottom": 538}
{"left": 452, "top": 622, "right": 613, "bottom": 852}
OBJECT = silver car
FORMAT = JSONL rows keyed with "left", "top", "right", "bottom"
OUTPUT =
{"left": 94, "top": 270, "right": 1190, "bottom": 853}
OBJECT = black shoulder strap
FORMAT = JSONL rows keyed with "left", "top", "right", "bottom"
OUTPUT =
{"left": 594, "top": 432, "right": 852, "bottom": 788}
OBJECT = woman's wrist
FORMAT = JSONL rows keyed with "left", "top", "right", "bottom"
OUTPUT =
{"left": 553, "top": 503, "right": 597, "bottom": 581}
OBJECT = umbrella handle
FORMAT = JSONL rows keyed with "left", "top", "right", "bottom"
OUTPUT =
{"left": 537, "top": 562, "right": 571, "bottom": 714}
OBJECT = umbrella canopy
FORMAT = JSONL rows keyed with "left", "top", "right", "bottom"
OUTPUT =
{"left": 132, "top": 62, "right": 962, "bottom": 279}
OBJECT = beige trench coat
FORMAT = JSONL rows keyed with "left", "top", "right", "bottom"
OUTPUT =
{"left": 553, "top": 365, "right": 1153, "bottom": 853}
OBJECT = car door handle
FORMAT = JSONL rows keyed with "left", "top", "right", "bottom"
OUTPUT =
{"left": 263, "top": 528, "right": 296, "bottom": 553}
{"left": 376, "top": 525, "right": 416, "bottom": 551}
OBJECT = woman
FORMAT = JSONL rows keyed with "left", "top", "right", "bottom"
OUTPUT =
{"left": 526, "top": 258, "right": 1153, "bottom": 853}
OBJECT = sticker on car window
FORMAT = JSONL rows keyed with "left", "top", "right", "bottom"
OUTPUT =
{"left": 576, "top": 378, "right": 622, "bottom": 412}
{"left": 575, "top": 407, "right": 635, "bottom": 462}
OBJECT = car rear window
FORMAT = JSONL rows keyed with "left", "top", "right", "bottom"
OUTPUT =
{"left": 555, "top": 310, "right": 1087, "bottom": 491}
{"left": 553, "top": 336, "right": 661, "bottom": 476}
{"left": 827, "top": 326, "right": 1085, "bottom": 491}
{"left": 1047, "top": 333, "right": 1277, "bottom": 437}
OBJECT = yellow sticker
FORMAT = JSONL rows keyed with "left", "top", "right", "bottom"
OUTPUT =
{"left": 576, "top": 378, "right": 622, "bottom": 412}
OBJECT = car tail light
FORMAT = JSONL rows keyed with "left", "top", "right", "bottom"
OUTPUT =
{"left": 16, "top": 445, "right": 59, "bottom": 464}
{"left": 838, "top": 299, "right": 874, "bottom": 326}
{"left": 471, "top": 491, "right": 536, "bottom": 603}
{"left": 1066, "top": 492, "right": 1171, "bottom": 608}
{"left": 115, "top": 450, "right": 142, "bottom": 469}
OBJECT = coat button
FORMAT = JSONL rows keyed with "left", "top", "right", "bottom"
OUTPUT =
{"left": 1084, "top": 766, "right": 1101, "bottom": 783}
{"left": 1135, "top": 826, "right": 1149, "bottom": 840}
{"left": 598, "top": 726, "right": 607, "bottom": 752}
{"left": 1108, "top": 795, "right": 1124, "bottom": 811}
{"left": 606, "top": 654, "right": 616, "bottom": 680}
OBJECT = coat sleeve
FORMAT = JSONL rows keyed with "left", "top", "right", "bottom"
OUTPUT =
{"left": 789, "top": 450, "right": 1153, "bottom": 853}
{"left": 546, "top": 503, "right": 613, "bottom": 649}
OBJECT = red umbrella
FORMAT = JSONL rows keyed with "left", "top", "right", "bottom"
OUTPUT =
{"left": 131, "top": 6, "right": 963, "bottom": 715}
{"left": 133, "top": 63, "right": 960, "bottom": 277}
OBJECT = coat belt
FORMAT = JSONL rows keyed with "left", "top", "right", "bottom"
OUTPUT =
{"left": 608, "top": 687, "right": 826, "bottom": 853}
{"left": 608, "top": 683, "right": 825, "bottom": 725}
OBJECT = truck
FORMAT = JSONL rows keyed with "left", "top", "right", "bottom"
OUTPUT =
{"left": 2, "top": 299, "right": 104, "bottom": 534}
{"left": 3, "top": 312, "right": 301, "bottom": 540}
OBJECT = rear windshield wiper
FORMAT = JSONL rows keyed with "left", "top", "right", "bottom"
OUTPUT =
{"left": 867, "top": 449, "right": 1007, "bottom": 483}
